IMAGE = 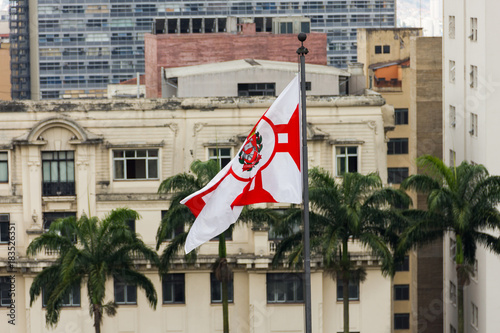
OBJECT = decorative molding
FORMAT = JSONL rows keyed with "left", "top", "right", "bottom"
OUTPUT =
{"left": 193, "top": 123, "right": 207, "bottom": 136}
{"left": 367, "top": 120, "right": 378, "bottom": 134}
{"left": 167, "top": 123, "right": 179, "bottom": 135}
{"left": 105, "top": 141, "right": 165, "bottom": 148}
{"left": 329, "top": 139, "right": 365, "bottom": 145}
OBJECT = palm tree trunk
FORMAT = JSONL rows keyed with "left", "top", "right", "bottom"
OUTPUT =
{"left": 219, "top": 234, "right": 230, "bottom": 333}
{"left": 342, "top": 238, "right": 349, "bottom": 333}
{"left": 455, "top": 235, "right": 466, "bottom": 333}
{"left": 93, "top": 305, "right": 101, "bottom": 333}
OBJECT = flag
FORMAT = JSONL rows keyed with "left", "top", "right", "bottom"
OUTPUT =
{"left": 182, "top": 75, "right": 302, "bottom": 253}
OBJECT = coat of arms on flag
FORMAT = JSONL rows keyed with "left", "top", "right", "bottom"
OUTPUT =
{"left": 182, "top": 75, "right": 302, "bottom": 253}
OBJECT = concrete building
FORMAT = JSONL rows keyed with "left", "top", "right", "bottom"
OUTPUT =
{"left": 0, "top": 90, "right": 396, "bottom": 332}
{"left": 157, "top": 59, "right": 350, "bottom": 98}
{"left": 443, "top": 1, "right": 500, "bottom": 332}
{"left": 144, "top": 25, "right": 328, "bottom": 98}
{"left": 9, "top": 0, "right": 396, "bottom": 100}
{"left": 0, "top": 42, "right": 10, "bottom": 100}
{"left": 357, "top": 28, "right": 443, "bottom": 333}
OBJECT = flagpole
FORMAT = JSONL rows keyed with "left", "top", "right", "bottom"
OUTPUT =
{"left": 297, "top": 32, "right": 312, "bottom": 333}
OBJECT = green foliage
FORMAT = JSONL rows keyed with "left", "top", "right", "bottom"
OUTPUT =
{"left": 400, "top": 155, "right": 500, "bottom": 333}
{"left": 272, "top": 168, "right": 409, "bottom": 333}
{"left": 27, "top": 209, "right": 158, "bottom": 332}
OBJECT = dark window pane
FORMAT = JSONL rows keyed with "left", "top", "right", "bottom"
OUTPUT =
{"left": 395, "top": 313, "right": 410, "bottom": 329}
{"left": 210, "top": 273, "right": 233, "bottom": 303}
{"left": 395, "top": 256, "right": 410, "bottom": 271}
{"left": 383, "top": 45, "right": 391, "bottom": 53}
{"left": 336, "top": 279, "right": 359, "bottom": 301}
{"left": 148, "top": 159, "right": 158, "bottom": 178}
{"left": 394, "top": 285, "right": 410, "bottom": 300}
{"left": 375, "top": 45, "right": 382, "bottom": 54}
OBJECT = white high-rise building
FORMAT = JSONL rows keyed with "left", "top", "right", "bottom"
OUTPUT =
{"left": 443, "top": 0, "right": 500, "bottom": 332}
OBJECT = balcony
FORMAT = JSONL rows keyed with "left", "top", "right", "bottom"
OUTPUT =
{"left": 42, "top": 182, "right": 75, "bottom": 196}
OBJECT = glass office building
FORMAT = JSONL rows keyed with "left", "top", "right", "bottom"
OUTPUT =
{"left": 10, "top": 0, "right": 396, "bottom": 100}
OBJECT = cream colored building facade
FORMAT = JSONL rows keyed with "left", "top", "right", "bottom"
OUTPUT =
{"left": 358, "top": 28, "right": 422, "bottom": 333}
{"left": 443, "top": 1, "right": 500, "bottom": 332}
{"left": 0, "top": 95, "right": 394, "bottom": 333}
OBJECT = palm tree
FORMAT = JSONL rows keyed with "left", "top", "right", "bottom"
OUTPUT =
{"left": 157, "top": 159, "right": 277, "bottom": 333}
{"left": 27, "top": 208, "right": 159, "bottom": 333}
{"left": 400, "top": 155, "right": 500, "bottom": 333}
{"left": 273, "top": 168, "right": 409, "bottom": 333}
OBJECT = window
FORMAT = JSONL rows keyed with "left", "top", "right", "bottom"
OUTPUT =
{"left": 113, "top": 149, "right": 159, "bottom": 180}
{"left": 238, "top": 83, "right": 275, "bottom": 97}
{"left": 336, "top": 279, "right": 359, "bottom": 301}
{"left": 450, "top": 105, "right": 456, "bottom": 127}
{"left": 472, "top": 259, "right": 478, "bottom": 280}
{"left": 0, "top": 214, "right": 10, "bottom": 243}
{"left": 43, "top": 284, "right": 80, "bottom": 307}
{"left": 395, "top": 255, "right": 409, "bottom": 272}
{"left": 208, "top": 147, "right": 232, "bottom": 170}
{"left": 470, "top": 65, "right": 478, "bottom": 88}
{"left": 470, "top": 113, "right": 478, "bottom": 137}
{"left": 394, "top": 313, "right": 410, "bottom": 330}
{"left": 394, "top": 108, "right": 408, "bottom": 125}
{"left": 450, "top": 237, "right": 456, "bottom": 260}
{"left": 336, "top": 146, "right": 358, "bottom": 176}
{"left": 449, "top": 16, "right": 455, "bottom": 39}
{"left": 42, "top": 151, "right": 75, "bottom": 196}
{"left": 471, "top": 302, "right": 478, "bottom": 328}
{"left": 279, "top": 22, "right": 293, "bottom": 34}
{"left": 43, "top": 212, "right": 76, "bottom": 231}
{"left": 114, "top": 278, "right": 137, "bottom": 305}
{"left": 162, "top": 274, "right": 185, "bottom": 304}
{"left": 387, "top": 168, "right": 409, "bottom": 184}
{"left": 267, "top": 273, "right": 303, "bottom": 303}
{"left": 470, "top": 17, "right": 477, "bottom": 41}
{"left": 449, "top": 281, "right": 457, "bottom": 306}
{"left": 161, "top": 210, "right": 183, "bottom": 240}
{"left": 449, "top": 60, "right": 456, "bottom": 83}
{"left": 0, "top": 277, "right": 11, "bottom": 306}
{"left": 375, "top": 45, "right": 382, "bottom": 54}
{"left": 387, "top": 139, "right": 408, "bottom": 155}
{"left": 126, "top": 219, "right": 135, "bottom": 233}
{"left": 0, "top": 152, "right": 7, "bottom": 182}
{"left": 383, "top": 45, "right": 390, "bottom": 53}
{"left": 394, "top": 284, "right": 409, "bottom": 301}
{"left": 210, "top": 273, "right": 233, "bottom": 303}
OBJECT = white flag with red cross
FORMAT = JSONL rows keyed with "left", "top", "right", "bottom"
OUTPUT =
{"left": 182, "top": 75, "right": 302, "bottom": 254}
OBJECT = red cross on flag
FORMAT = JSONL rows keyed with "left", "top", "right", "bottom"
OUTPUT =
{"left": 182, "top": 75, "right": 302, "bottom": 253}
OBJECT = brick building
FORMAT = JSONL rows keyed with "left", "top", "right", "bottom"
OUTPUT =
{"left": 144, "top": 24, "right": 327, "bottom": 98}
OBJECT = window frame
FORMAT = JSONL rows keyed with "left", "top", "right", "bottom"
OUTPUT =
{"left": 470, "top": 17, "right": 477, "bottom": 42}
{"left": 237, "top": 83, "right": 276, "bottom": 97}
{"left": 41, "top": 150, "right": 75, "bottom": 196}
{"left": 161, "top": 210, "right": 183, "bottom": 240}
{"left": 471, "top": 302, "right": 478, "bottom": 328}
{"left": 210, "top": 272, "right": 233, "bottom": 304}
{"left": 383, "top": 45, "right": 390, "bottom": 54}
{"left": 387, "top": 138, "right": 409, "bottom": 155}
{"left": 470, "top": 65, "right": 478, "bottom": 89}
{"left": 374, "top": 45, "right": 382, "bottom": 54}
{"left": 394, "top": 108, "right": 408, "bottom": 125}
{"left": 0, "top": 276, "right": 11, "bottom": 307}
{"left": 207, "top": 147, "right": 232, "bottom": 170}
{"left": 449, "top": 15, "right": 455, "bottom": 39}
{"left": 336, "top": 278, "right": 359, "bottom": 301}
{"left": 0, "top": 151, "right": 8, "bottom": 183}
{"left": 162, "top": 273, "right": 185, "bottom": 304}
{"left": 394, "top": 313, "right": 410, "bottom": 330}
{"left": 42, "top": 283, "right": 81, "bottom": 307}
{"left": 387, "top": 167, "right": 409, "bottom": 184}
{"left": 449, "top": 105, "right": 456, "bottom": 127}
{"left": 114, "top": 277, "right": 137, "bottom": 305}
{"left": 266, "top": 273, "right": 304, "bottom": 304}
{"left": 335, "top": 146, "right": 358, "bottom": 176}
{"left": 112, "top": 149, "right": 159, "bottom": 181}
{"left": 0, "top": 214, "right": 9, "bottom": 244}
{"left": 449, "top": 60, "right": 456, "bottom": 83}
{"left": 394, "top": 284, "right": 409, "bottom": 301}
{"left": 395, "top": 255, "right": 410, "bottom": 272}
{"left": 449, "top": 281, "right": 457, "bottom": 306}
{"left": 470, "top": 113, "right": 478, "bottom": 137}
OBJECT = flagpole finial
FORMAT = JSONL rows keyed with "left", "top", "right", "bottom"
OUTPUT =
{"left": 297, "top": 33, "right": 309, "bottom": 55}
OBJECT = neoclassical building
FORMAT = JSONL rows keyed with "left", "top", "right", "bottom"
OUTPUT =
{"left": 0, "top": 95, "right": 395, "bottom": 333}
